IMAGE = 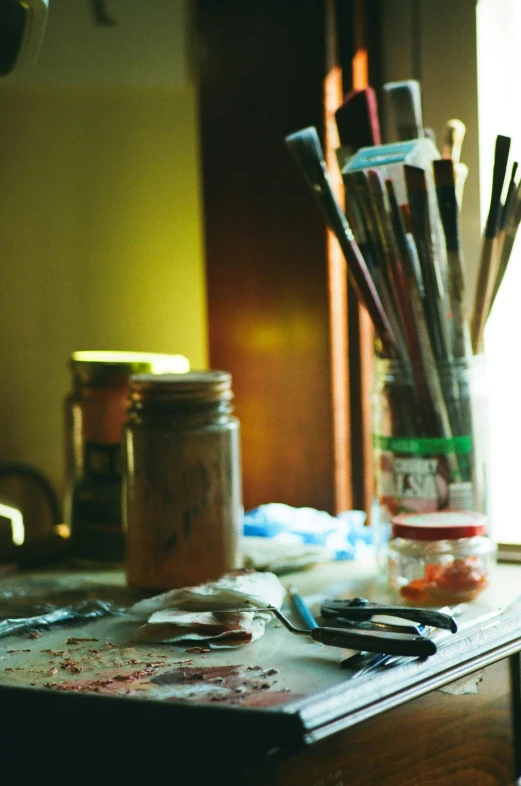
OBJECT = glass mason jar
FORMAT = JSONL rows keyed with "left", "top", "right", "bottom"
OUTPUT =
{"left": 123, "top": 370, "right": 243, "bottom": 592}
{"left": 64, "top": 351, "right": 189, "bottom": 564}
{"left": 371, "top": 354, "right": 490, "bottom": 557}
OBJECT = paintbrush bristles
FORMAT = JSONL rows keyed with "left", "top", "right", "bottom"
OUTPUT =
{"left": 335, "top": 87, "right": 381, "bottom": 150}
{"left": 403, "top": 164, "right": 428, "bottom": 194}
{"left": 285, "top": 126, "right": 331, "bottom": 191}
{"left": 384, "top": 80, "right": 424, "bottom": 141}
{"left": 433, "top": 159, "right": 460, "bottom": 253}
{"left": 433, "top": 158, "right": 457, "bottom": 189}
{"left": 485, "top": 134, "right": 511, "bottom": 237}
{"left": 488, "top": 162, "right": 521, "bottom": 314}
{"left": 285, "top": 125, "right": 398, "bottom": 356}
{"left": 471, "top": 134, "right": 512, "bottom": 351}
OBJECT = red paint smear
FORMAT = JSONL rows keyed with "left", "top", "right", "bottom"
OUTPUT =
{"left": 152, "top": 665, "right": 241, "bottom": 686}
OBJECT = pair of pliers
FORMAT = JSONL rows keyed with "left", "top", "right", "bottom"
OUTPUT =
{"left": 320, "top": 597, "right": 458, "bottom": 634}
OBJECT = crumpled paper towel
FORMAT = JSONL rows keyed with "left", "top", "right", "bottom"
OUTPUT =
{"left": 130, "top": 570, "right": 285, "bottom": 649}
{"left": 241, "top": 537, "right": 332, "bottom": 574}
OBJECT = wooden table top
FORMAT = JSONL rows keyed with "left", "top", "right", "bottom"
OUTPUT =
{"left": 1, "top": 559, "right": 521, "bottom": 766}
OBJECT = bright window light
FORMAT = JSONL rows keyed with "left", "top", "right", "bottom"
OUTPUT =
{"left": 477, "top": 0, "right": 521, "bottom": 543}
{"left": 0, "top": 502, "right": 25, "bottom": 546}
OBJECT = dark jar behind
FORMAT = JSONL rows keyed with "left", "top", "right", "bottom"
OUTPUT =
{"left": 123, "top": 370, "right": 243, "bottom": 592}
{"left": 64, "top": 351, "right": 189, "bottom": 565}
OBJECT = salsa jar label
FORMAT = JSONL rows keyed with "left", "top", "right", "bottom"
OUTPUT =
{"left": 373, "top": 434, "right": 473, "bottom": 515}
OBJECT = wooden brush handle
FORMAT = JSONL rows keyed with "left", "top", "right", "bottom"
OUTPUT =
{"left": 471, "top": 236, "right": 500, "bottom": 353}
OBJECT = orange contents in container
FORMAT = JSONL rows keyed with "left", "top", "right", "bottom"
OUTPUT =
{"left": 400, "top": 557, "right": 489, "bottom": 604}
{"left": 388, "top": 511, "right": 495, "bottom": 606}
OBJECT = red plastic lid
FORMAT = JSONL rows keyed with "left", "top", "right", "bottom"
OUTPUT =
{"left": 391, "top": 511, "right": 488, "bottom": 541}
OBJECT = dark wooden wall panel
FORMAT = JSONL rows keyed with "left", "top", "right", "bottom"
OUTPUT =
{"left": 196, "top": 1, "right": 341, "bottom": 512}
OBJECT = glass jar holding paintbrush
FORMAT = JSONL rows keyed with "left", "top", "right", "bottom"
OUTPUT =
{"left": 371, "top": 168, "right": 490, "bottom": 560}
{"left": 372, "top": 355, "right": 488, "bottom": 523}
{"left": 371, "top": 161, "right": 490, "bottom": 561}
{"left": 283, "top": 125, "right": 493, "bottom": 566}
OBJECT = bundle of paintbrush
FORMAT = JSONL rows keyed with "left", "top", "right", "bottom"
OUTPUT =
{"left": 285, "top": 80, "right": 520, "bottom": 511}
{"left": 471, "top": 136, "right": 521, "bottom": 352}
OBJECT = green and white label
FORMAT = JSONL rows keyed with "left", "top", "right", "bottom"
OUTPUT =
{"left": 372, "top": 433, "right": 473, "bottom": 515}
{"left": 373, "top": 435, "right": 472, "bottom": 455}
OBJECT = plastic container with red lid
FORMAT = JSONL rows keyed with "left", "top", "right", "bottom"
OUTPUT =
{"left": 388, "top": 511, "right": 496, "bottom": 605}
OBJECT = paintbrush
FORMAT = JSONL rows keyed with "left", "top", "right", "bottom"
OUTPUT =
{"left": 345, "top": 172, "right": 402, "bottom": 306}
{"left": 288, "top": 587, "right": 318, "bottom": 630}
{"left": 342, "top": 175, "right": 379, "bottom": 284}
{"left": 345, "top": 171, "right": 414, "bottom": 372}
{"left": 367, "top": 169, "right": 441, "bottom": 435}
{"left": 470, "top": 134, "right": 511, "bottom": 353}
{"left": 489, "top": 178, "right": 521, "bottom": 317}
{"left": 433, "top": 159, "right": 469, "bottom": 360}
{"left": 386, "top": 179, "right": 461, "bottom": 471}
{"left": 335, "top": 87, "right": 381, "bottom": 156}
{"left": 404, "top": 164, "right": 469, "bottom": 464}
{"left": 489, "top": 160, "right": 519, "bottom": 313}
{"left": 404, "top": 164, "right": 449, "bottom": 361}
{"left": 499, "top": 161, "right": 519, "bottom": 235}
{"left": 366, "top": 169, "right": 421, "bottom": 366}
{"left": 342, "top": 173, "right": 419, "bottom": 434}
{"left": 384, "top": 80, "right": 424, "bottom": 141}
{"left": 399, "top": 203, "right": 425, "bottom": 297}
{"left": 442, "top": 119, "right": 468, "bottom": 208}
{"left": 342, "top": 167, "right": 422, "bottom": 435}
{"left": 433, "top": 159, "right": 474, "bottom": 438}
{"left": 285, "top": 126, "right": 398, "bottom": 357}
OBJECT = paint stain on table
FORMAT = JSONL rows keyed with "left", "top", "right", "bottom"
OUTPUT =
{"left": 6, "top": 638, "right": 297, "bottom": 708}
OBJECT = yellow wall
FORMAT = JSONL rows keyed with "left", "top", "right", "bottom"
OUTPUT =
{"left": 0, "top": 82, "right": 207, "bottom": 497}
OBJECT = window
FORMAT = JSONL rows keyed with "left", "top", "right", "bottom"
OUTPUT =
{"left": 477, "top": 0, "right": 521, "bottom": 545}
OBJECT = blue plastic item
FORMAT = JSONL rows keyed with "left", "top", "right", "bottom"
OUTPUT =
{"left": 243, "top": 503, "right": 373, "bottom": 561}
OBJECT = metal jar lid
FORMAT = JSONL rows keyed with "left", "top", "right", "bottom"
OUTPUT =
{"left": 70, "top": 351, "right": 189, "bottom": 386}
{"left": 129, "top": 370, "right": 233, "bottom": 407}
{"left": 391, "top": 511, "right": 488, "bottom": 541}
